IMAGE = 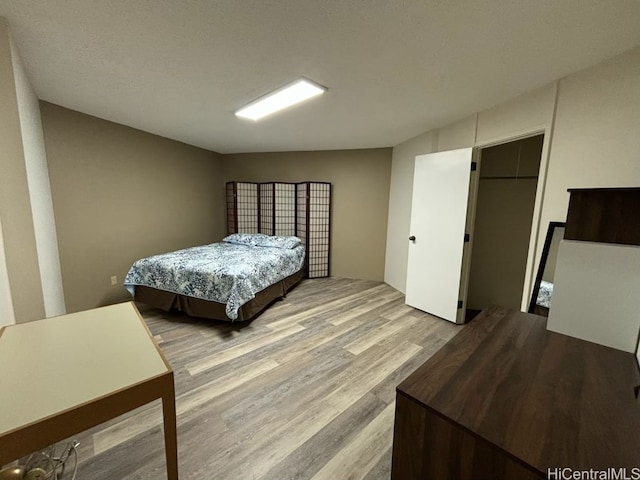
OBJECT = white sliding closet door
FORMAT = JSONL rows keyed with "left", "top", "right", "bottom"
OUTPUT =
{"left": 406, "top": 148, "right": 473, "bottom": 323}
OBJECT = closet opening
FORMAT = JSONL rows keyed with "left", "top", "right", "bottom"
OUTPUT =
{"left": 465, "top": 134, "right": 544, "bottom": 322}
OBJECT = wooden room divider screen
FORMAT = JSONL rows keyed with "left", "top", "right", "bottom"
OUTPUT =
{"left": 226, "top": 181, "right": 331, "bottom": 278}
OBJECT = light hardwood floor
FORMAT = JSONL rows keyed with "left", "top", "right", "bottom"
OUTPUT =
{"left": 60, "top": 278, "right": 461, "bottom": 479}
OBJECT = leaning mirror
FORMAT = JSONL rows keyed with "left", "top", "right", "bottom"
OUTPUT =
{"left": 528, "top": 221, "right": 565, "bottom": 317}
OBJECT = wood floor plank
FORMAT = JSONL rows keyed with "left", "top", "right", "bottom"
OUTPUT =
{"left": 52, "top": 278, "right": 460, "bottom": 480}
{"left": 344, "top": 315, "right": 419, "bottom": 355}
{"left": 77, "top": 421, "right": 169, "bottom": 480}
{"left": 220, "top": 350, "right": 353, "bottom": 429}
{"left": 326, "top": 341, "right": 422, "bottom": 411}
{"left": 272, "top": 313, "right": 387, "bottom": 364}
{"left": 265, "top": 283, "right": 390, "bottom": 330}
{"left": 362, "top": 447, "right": 393, "bottom": 480}
{"left": 329, "top": 290, "right": 404, "bottom": 326}
{"left": 92, "top": 357, "right": 277, "bottom": 454}
{"left": 381, "top": 303, "right": 414, "bottom": 320}
{"left": 219, "top": 333, "right": 400, "bottom": 436}
{"left": 371, "top": 334, "right": 452, "bottom": 405}
{"left": 186, "top": 323, "right": 305, "bottom": 375}
{"left": 259, "top": 394, "right": 387, "bottom": 480}
{"left": 310, "top": 401, "right": 396, "bottom": 480}
{"left": 92, "top": 402, "right": 163, "bottom": 455}
{"left": 203, "top": 341, "right": 422, "bottom": 480}
{"left": 187, "top": 344, "right": 393, "bottom": 477}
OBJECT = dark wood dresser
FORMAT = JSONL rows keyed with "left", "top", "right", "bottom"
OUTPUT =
{"left": 391, "top": 306, "right": 640, "bottom": 479}
{"left": 564, "top": 187, "right": 640, "bottom": 246}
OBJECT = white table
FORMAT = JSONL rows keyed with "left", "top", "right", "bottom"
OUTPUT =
{"left": 0, "top": 302, "right": 177, "bottom": 479}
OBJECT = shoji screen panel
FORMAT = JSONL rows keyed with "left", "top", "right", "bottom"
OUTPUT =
{"left": 258, "top": 183, "right": 296, "bottom": 235}
{"left": 260, "top": 183, "right": 274, "bottom": 235}
{"left": 226, "top": 182, "right": 260, "bottom": 234}
{"left": 226, "top": 182, "right": 236, "bottom": 235}
{"left": 308, "top": 182, "right": 331, "bottom": 278}
{"left": 296, "top": 182, "right": 331, "bottom": 278}
{"left": 274, "top": 183, "right": 296, "bottom": 236}
{"left": 296, "top": 183, "right": 308, "bottom": 253}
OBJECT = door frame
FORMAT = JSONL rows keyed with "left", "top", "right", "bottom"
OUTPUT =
{"left": 470, "top": 125, "right": 553, "bottom": 312}
{"left": 456, "top": 148, "right": 481, "bottom": 323}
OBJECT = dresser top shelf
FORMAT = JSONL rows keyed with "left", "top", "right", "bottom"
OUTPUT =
{"left": 567, "top": 186, "right": 640, "bottom": 192}
{"left": 564, "top": 186, "right": 640, "bottom": 246}
{"left": 397, "top": 306, "right": 640, "bottom": 473}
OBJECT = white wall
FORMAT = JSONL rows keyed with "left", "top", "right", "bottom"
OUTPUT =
{"left": 0, "top": 217, "right": 15, "bottom": 327}
{"left": 384, "top": 130, "right": 438, "bottom": 291}
{"left": 436, "top": 115, "right": 476, "bottom": 152}
{"left": 10, "top": 35, "right": 65, "bottom": 316}
{"left": 385, "top": 47, "right": 640, "bottom": 309}
{"left": 538, "top": 48, "right": 640, "bottom": 242}
{"left": 548, "top": 241, "right": 640, "bottom": 353}
{"left": 475, "top": 84, "right": 556, "bottom": 145}
{"left": 386, "top": 83, "right": 556, "bottom": 298}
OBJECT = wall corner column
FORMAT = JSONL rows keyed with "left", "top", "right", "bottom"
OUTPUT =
{"left": 0, "top": 17, "right": 46, "bottom": 322}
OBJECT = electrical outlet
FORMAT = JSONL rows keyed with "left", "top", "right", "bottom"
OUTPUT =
{"left": 110, "top": 275, "right": 118, "bottom": 286}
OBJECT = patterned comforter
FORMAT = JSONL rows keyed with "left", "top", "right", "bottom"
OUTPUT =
{"left": 536, "top": 280, "right": 554, "bottom": 308}
{"left": 124, "top": 242, "right": 305, "bottom": 320}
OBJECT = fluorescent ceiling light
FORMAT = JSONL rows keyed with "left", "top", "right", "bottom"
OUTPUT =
{"left": 235, "top": 78, "right": 326, "bottom": 121}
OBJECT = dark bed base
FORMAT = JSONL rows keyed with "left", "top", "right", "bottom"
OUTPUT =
{"left": 133, "top": 269, "right": 305, "bottom": 322}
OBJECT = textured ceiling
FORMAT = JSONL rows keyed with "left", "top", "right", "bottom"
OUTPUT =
{"left": 1, "top": 1, "right": 639, "bottom": 153}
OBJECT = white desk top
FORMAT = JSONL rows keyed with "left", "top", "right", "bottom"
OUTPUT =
{"left": 0, "top": 302, "right": 169, "bottom": 435}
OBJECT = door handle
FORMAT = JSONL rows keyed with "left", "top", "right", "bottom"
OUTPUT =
{"left": 409, "top": 235, "right": 416, "bottom": 242}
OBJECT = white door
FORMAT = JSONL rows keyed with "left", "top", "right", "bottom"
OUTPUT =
{"left": 406, "top": 148, "right": 473, "bottom": 323}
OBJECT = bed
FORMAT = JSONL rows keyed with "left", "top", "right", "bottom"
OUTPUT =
{"left": 124, "top": 234, "right": 306, "bottom": 322}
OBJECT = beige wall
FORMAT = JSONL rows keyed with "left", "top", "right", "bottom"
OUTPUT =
{"left": 222, "top": 149, "right": 392, "bottom": 281}
{"left": 383, "top": 131, "right": 438, "bottom": 292}
{"left": 41, "top": 103, "right": 225, "bottom": 313}
{"left": 0, "top": 19, "right": 45, "bottom": 322}
{"left": 385, "top": 47, "right": 640, "bottom": 311}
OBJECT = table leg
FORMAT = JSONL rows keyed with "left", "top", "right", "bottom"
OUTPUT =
{"left": 161, "top": 376, "right": 178, "bottom": 480}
